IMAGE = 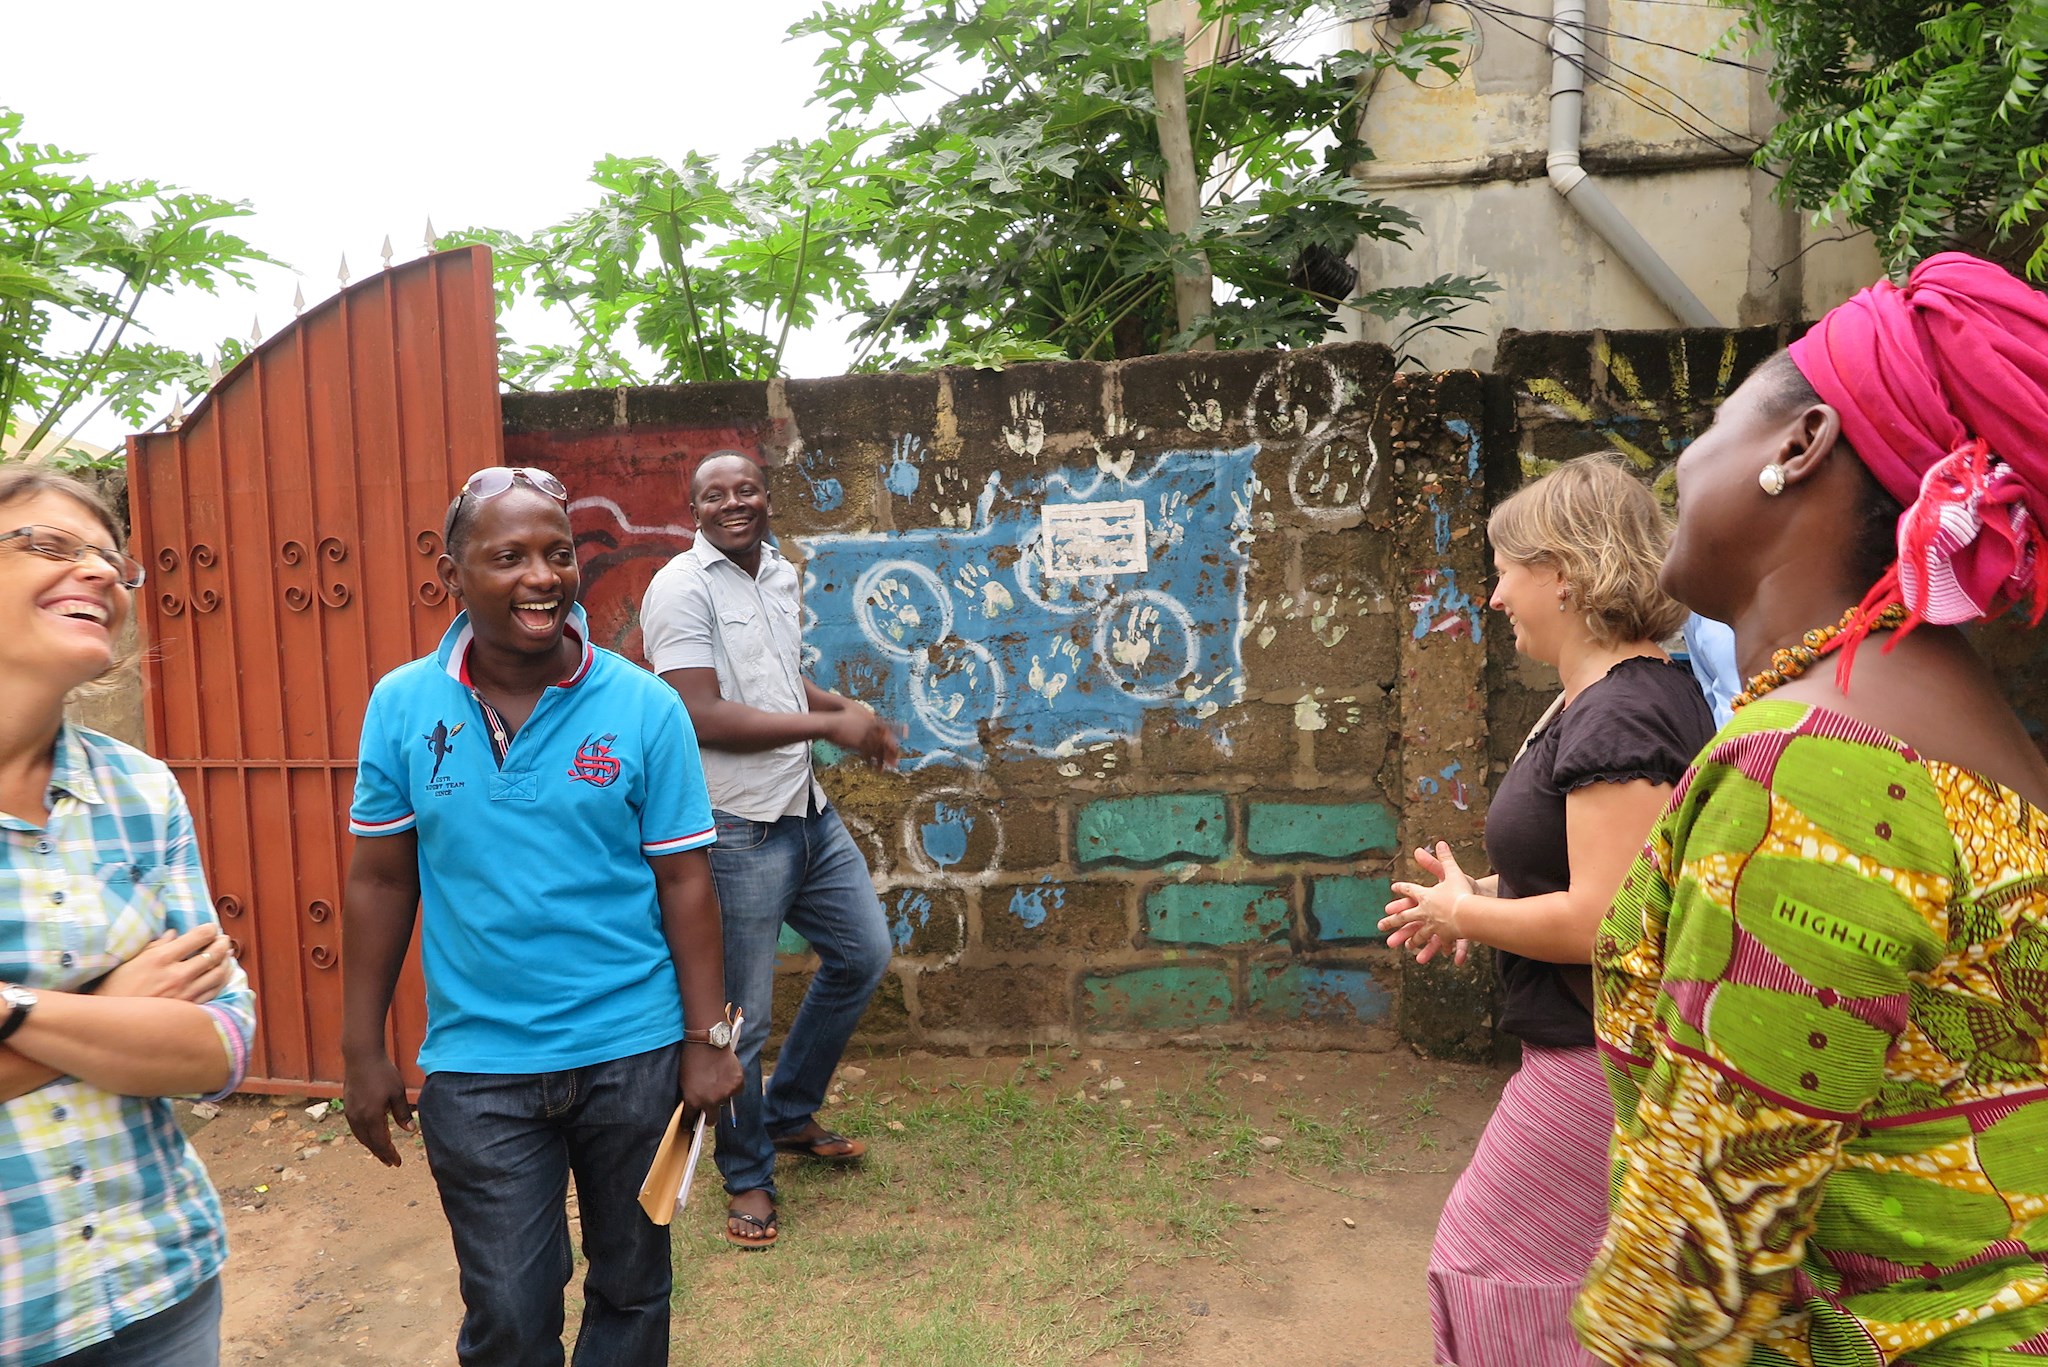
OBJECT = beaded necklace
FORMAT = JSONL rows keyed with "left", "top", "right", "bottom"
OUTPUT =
{"left": 1730, "top": 601, "right": 1911, "bottom": 710}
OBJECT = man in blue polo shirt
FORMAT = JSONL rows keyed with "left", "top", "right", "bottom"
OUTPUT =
{"left": 341, "top": 467, "right": 741, "bottom": 1367}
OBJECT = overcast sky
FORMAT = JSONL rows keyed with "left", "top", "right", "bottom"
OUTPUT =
{"left": 9, "top": 0, "right": 850, "bottom": 446}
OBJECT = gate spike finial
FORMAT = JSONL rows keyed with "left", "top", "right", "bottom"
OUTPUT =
{"left": 250, "top": 315, "right": 263, "bottom": 345}
{"left": 381, "top": 234, "right": 394, "bottom": 269}
{"left": 168, "top": 392, "right": 185, "bottom": 431}
{"left": 293, "top": 282, "right": 306, "bottom": 315}
{"left": 206, "top": 355, "right": 223, "bottom": 386}
{"left": 337, "top": 253, "right": 351, "bottom": 286}
{"left": 423, "top": 217, "right": 437, "bottom": 249}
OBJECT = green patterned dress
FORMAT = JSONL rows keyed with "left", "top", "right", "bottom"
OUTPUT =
{"left": 1573, "top": 700, "right": 2048, "bottom": 1366}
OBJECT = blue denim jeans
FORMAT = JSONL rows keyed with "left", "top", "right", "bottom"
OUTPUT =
{"left": 50, "top": 1277, "right": 221, "bottom": 1366}
{"left": 417, "top": 1043, "right": 680, "bottom": 1367}
{"left": 708, "top": 804, "right": 890, "bottom": 1198}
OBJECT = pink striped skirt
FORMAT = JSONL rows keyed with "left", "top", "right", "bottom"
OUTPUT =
{"left": 1427, "top": 1043, "right": 1612, "bottom": 1367}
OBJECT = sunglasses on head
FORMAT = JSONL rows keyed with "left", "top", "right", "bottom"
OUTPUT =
{"left": 460, "top": 467, "right": 568, "bottom": 503}
{"left": 444, "top": 467, "right": 571, "bottom": 545}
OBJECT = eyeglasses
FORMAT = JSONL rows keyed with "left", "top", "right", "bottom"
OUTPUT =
{"left": 0, "top": 525, "right": 146, "bottom": 589}
{"left": 459, "top": 467, "right": 568, "bottom": 504}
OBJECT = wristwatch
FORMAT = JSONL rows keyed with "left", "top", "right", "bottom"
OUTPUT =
{"left": 682, "top": 1020, "right": 735, "bottom": 1049}
{"left": 0, "top": 984, "right": 39, "bottom": 1043}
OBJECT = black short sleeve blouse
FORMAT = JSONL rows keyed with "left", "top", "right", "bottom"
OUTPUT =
{"left": 1481, "top": 656, "right": 1716, "bottom": 1048}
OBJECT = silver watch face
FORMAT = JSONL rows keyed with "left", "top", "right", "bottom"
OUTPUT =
{"left": 707, "top": 1020, "right": 733, "bottom": 1049}
{"left": 2, "top": 984, "right": 36, "bottom": 1011}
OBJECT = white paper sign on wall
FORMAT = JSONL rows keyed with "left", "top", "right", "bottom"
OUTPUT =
{"left": 1041, "top": 500, "right": 1148, "bottom": 579}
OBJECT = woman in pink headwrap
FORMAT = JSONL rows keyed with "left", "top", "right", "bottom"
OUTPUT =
{"left": 1572, "top": 253, "right": 2048, "bottom": 1367}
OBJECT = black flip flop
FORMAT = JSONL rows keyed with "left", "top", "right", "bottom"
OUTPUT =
{"left": 771, "top": 1127, "right": 866, "bottom": 1163}
{"left": 723, "top": 1201, "right": 779, "bottom": 1250}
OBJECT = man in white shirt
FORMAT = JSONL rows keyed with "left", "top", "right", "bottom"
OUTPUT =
{"left": 639, "top": 452, "right": 900, "bottom": 1250}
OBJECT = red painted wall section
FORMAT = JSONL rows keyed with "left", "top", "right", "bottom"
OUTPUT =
{"left": 502, "top": 424, "right": 769, "bottom": 661}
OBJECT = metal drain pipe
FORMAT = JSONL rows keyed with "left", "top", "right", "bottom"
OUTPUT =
{"left": 1547, "top": 0, "right": 1721, "bottom": 326}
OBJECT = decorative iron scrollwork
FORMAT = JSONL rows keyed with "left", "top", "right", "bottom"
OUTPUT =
{"left": 317, "top": 538, "right": 352, "bottom": 607}
{"left": 309, "top": 945, "right": 337, "bottom": 970}
{"left": 215, "top": 894, "right": 244, "bottom": 920}
{"left": 307, "top": 899, "right": 334, "bottom": 924}
{"left": 416, "top": 529, "right": 447, "bottom": 604}
{"left": 158, "top": 542, "right": 223, "bottom": 617}
{"left": 280, "top": 537, "right": 354, "bottom": 610}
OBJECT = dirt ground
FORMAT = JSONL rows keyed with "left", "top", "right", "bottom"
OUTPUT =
{"left": 191, "top": 1048, "right": 1502, "bottom": 1365}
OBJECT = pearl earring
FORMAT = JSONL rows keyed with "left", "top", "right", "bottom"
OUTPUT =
{"left": 1759, "top": 463, "right": 1787, "bottom": 496}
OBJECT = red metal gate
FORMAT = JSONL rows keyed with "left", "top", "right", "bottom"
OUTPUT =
{"left": 126, "top": 246, "right": 503, "bottom": 1094}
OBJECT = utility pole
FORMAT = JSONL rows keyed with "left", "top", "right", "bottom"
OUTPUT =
{"left": 1147, "top": 0, "right": 1215, "bottom": 350}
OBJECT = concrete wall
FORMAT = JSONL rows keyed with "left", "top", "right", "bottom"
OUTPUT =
{"left": 1343, "top": 1, "right": 1883, "bottom": 366}
{"left": 503, "top": 345, "right": 1498, "bottom": 1056}
{"left": 98, "top": 331, "right": 2046, "bottom": 1057}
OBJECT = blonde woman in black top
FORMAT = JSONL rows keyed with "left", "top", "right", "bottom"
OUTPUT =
{"left": 1381, "top": 454, "right": 1713, "bottom": 1367}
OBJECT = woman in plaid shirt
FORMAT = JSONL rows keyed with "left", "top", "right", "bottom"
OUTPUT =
{"left": 0, "top": 469, "right": 255, "bottom": 1366}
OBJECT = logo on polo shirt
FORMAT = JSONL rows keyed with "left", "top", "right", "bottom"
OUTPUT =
{"left": 568, "top": 733, "right": 622, "bottom": 787}
{"left": 424, "top": 720, "right": 466, "bottom": 785}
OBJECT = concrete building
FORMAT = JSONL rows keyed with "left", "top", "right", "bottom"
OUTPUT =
{"left": 1340, "top": 0, "right": 1882, "bottom": 368}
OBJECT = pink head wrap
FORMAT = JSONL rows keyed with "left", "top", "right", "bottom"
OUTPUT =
{"left": 1788, "top": 253, "right": 2048, "bottom": 648}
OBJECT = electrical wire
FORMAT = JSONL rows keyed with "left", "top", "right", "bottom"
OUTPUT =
{"left": 1221, "top": 0, "right": 1764, "bottom": 161}
{"left": 1472, "top": 0, "right": 1762, "bottom": 72}
{"left": 1463, "top": 0, "right": 1744, "bottom": 131}
{"left": 1458, "top": 0, "right": 1764, "bottom": 159}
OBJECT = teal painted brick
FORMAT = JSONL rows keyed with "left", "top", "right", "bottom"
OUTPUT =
{"left": 1145, "top": 883, "right": 1290, "bottom": 946}
{"left": 1246, "top": 801, "right": 1397, "bottom": 859}
{"left": 1075, "top": 794, "right": 1228, "bottom": 866}
{"left": 777, "top": 924, "right": 810, "bottom": 956}
{"left": 1082, "top": 964, "right": 1233, "bottom": 1030}
{"left": 1309, "top": 875, "right": 1394, "bottom": 943}
{"left": 1247, "top": 965, "right": 1391, "bottom": 1027}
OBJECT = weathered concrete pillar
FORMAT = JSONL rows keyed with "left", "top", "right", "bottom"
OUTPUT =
{"left": 1388, "top": 371, "right": 1496, "bottom": 1058}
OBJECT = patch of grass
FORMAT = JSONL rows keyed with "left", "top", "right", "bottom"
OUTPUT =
{"left": 660, "top": 1061, "right": 1251, "bottom": 1365}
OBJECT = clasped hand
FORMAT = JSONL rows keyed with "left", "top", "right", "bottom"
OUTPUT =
{"left": 1380, "top": 842, "right": 1475, "bottom": 966}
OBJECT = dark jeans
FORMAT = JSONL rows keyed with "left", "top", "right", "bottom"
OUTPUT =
{"left": 708, "top": 804, "right": 890, "bottom": 1198}
{"left": 50, "top": 1276, "right": 221, "bottom": 1366}
{"left": 417, "top": 1043, "right": 680, "bottom": 1367}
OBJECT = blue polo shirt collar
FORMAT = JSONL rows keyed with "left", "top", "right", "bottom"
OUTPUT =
{"left": 436, "top": 604, "right": 596, "bottom": 689}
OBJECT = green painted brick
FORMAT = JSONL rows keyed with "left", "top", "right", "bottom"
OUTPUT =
{"left": 1309, "top": 875, "right": 1394, "bottom": 943}
{"left": 1082, "top": 964, "right": 1233, "bottom": 1030}
{"left": 1247, "top": 965, "right": 1390, "bottom": 1027}
{"left": 1075, "top": 794, "right": 1228, "bottom": 866}
{"left": 777, "top": 924, "right": 810, "bottom": 956}
{"left": 1145, "top": 882, "right": 1290, "bottom": 946}
{"left": 1246, "top": 801, "right": 1397, "bottom": 859}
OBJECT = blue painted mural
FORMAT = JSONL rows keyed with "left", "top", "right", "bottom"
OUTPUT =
{"left": 797, "top": 447, "right": 1258, "bottom": 768}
